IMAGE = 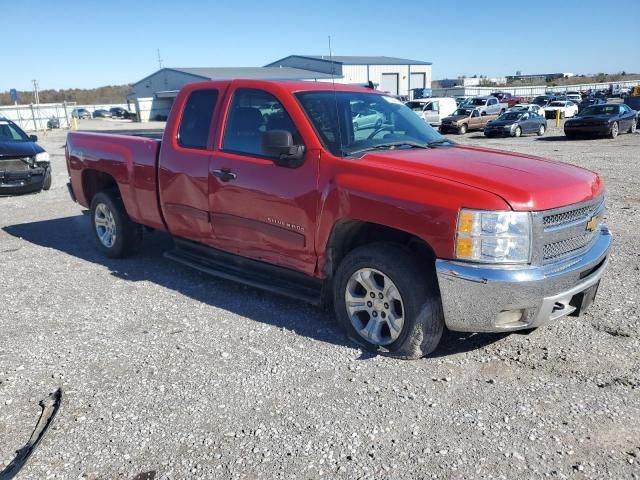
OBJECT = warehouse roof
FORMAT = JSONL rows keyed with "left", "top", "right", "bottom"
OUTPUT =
{"left": 268, "top": 55, "right": 432, "bottom": 66}
{"left": 133, "top": 67, "right": 338, "bottom": 86}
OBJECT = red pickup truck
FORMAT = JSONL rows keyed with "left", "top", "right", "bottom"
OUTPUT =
{"left": 66, "top": 80, "right": 611, "bottom": 359}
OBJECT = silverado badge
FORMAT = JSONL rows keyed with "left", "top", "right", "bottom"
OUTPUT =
{"left": 586, "top": 215, "right": 599, "bottom": 232}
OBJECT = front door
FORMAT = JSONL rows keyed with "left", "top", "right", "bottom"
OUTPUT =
{"left": 208, "top": 87, "right": 319, "bottom": 275}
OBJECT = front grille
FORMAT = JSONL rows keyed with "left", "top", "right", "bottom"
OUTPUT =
{"left": 0, "top": 158, "right": 32, "bottom": 172}
{"left": 543, "top": 203, "right": 599, "bottom": 228}
{"left": 543, "top": 231, "right": 598, "bottom": 260}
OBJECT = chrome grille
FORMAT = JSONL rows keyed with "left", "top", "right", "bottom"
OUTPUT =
{"left": 543, "top": 231, "right": 598, "bottom": 260}
{"left": 543, "top": 202, "right": 601, "bottom": 228}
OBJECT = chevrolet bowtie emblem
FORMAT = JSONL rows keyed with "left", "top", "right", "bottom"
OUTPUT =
{"left": 586, "top": 215, "right": 599, "bottom": 232}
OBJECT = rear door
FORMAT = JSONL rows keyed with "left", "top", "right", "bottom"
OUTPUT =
{"left": 208, "top": 86, "right": 320, "bottom": 274}
{"left": 158, "top": 88, "right": 220, "bottom": 241}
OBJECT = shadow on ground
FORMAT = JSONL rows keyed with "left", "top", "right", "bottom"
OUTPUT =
{"left": 3, "top": 215, "right": 504, "bottom": 358}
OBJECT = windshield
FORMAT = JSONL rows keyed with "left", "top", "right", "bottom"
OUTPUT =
{"left": 296, "top": 91, "right": 445, "bottom": 157}
{"left": 405, "top": 101, "right": 426, "bottom": 110}
{"left": 452, "top": 108, "right": 472, "bottom": 116}
{"left": 0, "top": 120, "right": 30, "bottom": 142}
{"left": 580, "top": 105, "right": 618, "bottom": 116}
{"left": 468, "top": 98, "right": 487, "bottom": 106}
{"left": 532, "top": 96, "right": 549, "bottom": 106}
{"left": 549, "top": 102, "right": 565, "bottom": 107}
{"left": 498, "top": 112, "right": 522, "bottom": 121}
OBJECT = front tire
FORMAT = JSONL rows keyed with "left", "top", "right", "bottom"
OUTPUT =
{"left": 333, "top": 243, "right": 444, "bottom": 359}
{"left": 513, "top": 126, "right": 522, "bottom": 137}
{"left": 610, "top": 122, "right": 619, "bottom": 139}
{"left": 629, "top": 119, "right": 637, "bottom": 134}
{"left": 458, "top": 124, "right": 467, "bottom": 134}
{"left": 90, "top": 191, "right": 142, "bottom": 258}
{"left": 537, "top": 124, "right": 546, "bottom": 136}
{"left": 42, "top": 166, "right": 52, "bottom": 190}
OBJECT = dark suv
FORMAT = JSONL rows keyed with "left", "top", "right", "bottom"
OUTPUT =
{"left": 0, "top": 118, "right": 52, "bottom": 194}
{"left": 109, "top": 107, "right": 131, "bottom": 119}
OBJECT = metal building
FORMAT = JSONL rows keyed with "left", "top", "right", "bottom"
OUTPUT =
{"left": 265, "top": 55, "right": 432, "bottom": 97}
{"left": 128, "top": 67, "right": 337, "bottom": 122}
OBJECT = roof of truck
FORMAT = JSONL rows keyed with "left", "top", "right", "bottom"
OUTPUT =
{"left": 182, "top": 79, "right": 385, "bottom": 94}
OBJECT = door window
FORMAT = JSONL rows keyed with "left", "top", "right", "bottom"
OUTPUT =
{"left": 223, "top": 88, "right": 301, "bottom": 158}
{"left": 178, "top": 89, "right": 219, "bottom": 149}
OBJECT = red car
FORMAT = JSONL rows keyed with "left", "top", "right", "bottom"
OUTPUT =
{"left": 490, "top": 91, "right": 523, "bottom": 108}
{"left": 65, "top": 80, "right": 611, "bottom": 358}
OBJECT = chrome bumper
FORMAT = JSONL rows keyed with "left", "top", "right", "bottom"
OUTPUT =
{"left": 435, "top": 226, "right": 612, "bottom": 332}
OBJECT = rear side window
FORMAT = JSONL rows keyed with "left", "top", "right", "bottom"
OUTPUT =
{"left": 178, "top": 89, "right": 218, "bottom": 149}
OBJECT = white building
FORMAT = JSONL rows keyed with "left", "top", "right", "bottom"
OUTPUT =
{"left": 265, "top": 55, "right": 432, "bottom": 97}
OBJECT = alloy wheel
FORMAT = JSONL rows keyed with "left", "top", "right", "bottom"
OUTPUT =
{"left": 94, "top": 203, "right": 117, "bottom": 248}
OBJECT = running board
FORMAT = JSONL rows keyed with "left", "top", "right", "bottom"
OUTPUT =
{"left": 164, "top": 238, "right": 324, "bottom": 306}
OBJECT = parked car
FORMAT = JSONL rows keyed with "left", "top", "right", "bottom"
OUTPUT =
{"left": 484, "top": 111, "right": 547, "bottom": 137}
{"left": 405, "top": 97, "right": 457, "bottom": 126}
{"left": 454, "top": 96, "right": 472, "bottom": 106}
{"left": 0, "top": 117, "right": 52, "bottom": 194}
{"left": 351, "top": 105, "right": 385, "bottom": 130}
{"left": 46, "top": 116, "right": 60, "bottom": 129}
{"left": 93, "top": 109, "right": 112, "bottom": 119}
{"left": 565, "top": 92, "right": 583, "bottom": 104}
{"left": 71, "top": 108, "right": 91, "bottom": 119}
{"left": 508, "top": 103, "right": 546, "bottom": 117}
{"left": 439, "top": 107, "right": 498, "bottom": 134}
{"left": 65, "top": 79, "right": 611, "bottom": 359}
{"left": 462, "top": 96, "right": 507, "bottom": 115}
{"left": 578, "top": 97, "right": 606, "bottom": 113}
{"left": 532, "top": 95, "right": 555, "bottom": 108}
{"left": 109, "top": 107, "right": 131, "bottom": 119}
{"left": 565, "top": 103, "right": 637, "bottom": 139}
{"left": 490, "top": 92, "right": 523, "bottom": 108}
{"left": 544, "top": 101, "right": 578, "bottom": 119}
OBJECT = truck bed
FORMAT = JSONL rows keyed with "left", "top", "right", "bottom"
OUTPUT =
{"left": 66, "top": 131, "right": 166, "bottom": 230}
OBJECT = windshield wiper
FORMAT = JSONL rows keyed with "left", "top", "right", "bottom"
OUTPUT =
{"left": 427, "top": 138, "right": 455, "bottom": 147}
{"left": 347, "top": 142, "right": 429, "bottom": 157}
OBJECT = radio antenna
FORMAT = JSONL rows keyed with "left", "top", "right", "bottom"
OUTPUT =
{"left": 328, "top": 35, "right": 345, "bottom": 156}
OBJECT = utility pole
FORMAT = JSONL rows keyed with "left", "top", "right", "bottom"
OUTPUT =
{"left": 32, "top": 79, "right": 41, "bottom": 131}
{"left": 157, "top": 49, "right": 163, "bottom": 69}
{"left": 32, "top": 79, "right": 39, "bottom": 105}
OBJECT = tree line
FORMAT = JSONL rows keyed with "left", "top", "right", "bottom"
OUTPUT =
{"left": 0, "top": 84, "right": 131, "bottom": 106}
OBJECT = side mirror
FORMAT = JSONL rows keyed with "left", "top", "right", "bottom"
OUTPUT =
{"left": 262, "top": 130, "right": 305, "bottom": 168}
{"left": 29, "top": 134, "right": 38, "bottom": 142}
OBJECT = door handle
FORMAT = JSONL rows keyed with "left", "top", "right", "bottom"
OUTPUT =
{"left": 212, "top": 168, "right": 236, "bottom": 182}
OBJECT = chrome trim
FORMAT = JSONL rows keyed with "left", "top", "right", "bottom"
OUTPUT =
{"left": 436, "top": 226, "right": 611, "bottom": 332}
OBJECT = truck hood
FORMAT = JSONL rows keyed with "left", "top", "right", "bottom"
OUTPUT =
{"left": 362, "top": 145, "right": 602, "bottom": 211}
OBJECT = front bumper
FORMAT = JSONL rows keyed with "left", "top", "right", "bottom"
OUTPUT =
{"left": 435, "top": 226, "right": 612, "bottom": 332}
{"left": 0, "top": 167, "right": 46, "bottom": 195}
{"left": 565, "top": 124, "right": 611, "bottom": 136}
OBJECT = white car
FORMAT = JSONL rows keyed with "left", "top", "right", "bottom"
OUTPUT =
{"left": 508, "top": 103, "right": 546, "bottom": 118}
{"left": 566, "top": 93, "right": 582, "bottom": 104}
{"left": 544, "top": 101, "right": 578, "bottom": 119}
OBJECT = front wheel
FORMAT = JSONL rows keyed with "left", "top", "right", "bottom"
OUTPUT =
{"left": 458, "top": 124, "right": 467, "bottom": 134}
{"left": 90, "top": 191, "right": 142, "bottom": 258}
{"left": 629, "top": 119, "right": 637, "bottom": 134}
{"left": 333, "top": 243, "right": 444, "bottom": 359}
{"left": 610, "top": 122, "right": 619, "bottom": 139}
{"left": 42, "top": 166, "right": 52, "bottom": 190}
{"left": 537, "top": 124, "right": 546, "bottom": 136}
{"left": 513, "top": 126, "right": 522, "bottom": 137}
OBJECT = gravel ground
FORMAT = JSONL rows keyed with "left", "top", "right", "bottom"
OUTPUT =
{"left": 1, "top": 118, "right": 639, "bottom": 479}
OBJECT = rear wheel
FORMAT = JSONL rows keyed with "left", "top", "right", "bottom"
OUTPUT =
{"left": 90, "top": 191, "right": 142, "bottom": 258}
{"left": 610, "top": 122, "right": 619, "bottom": 139}
{"left": 537, "top": 124, "right": 546, "bottom": 136}
{"left": 333, "top": 243, "right": 444, "bottom": 359}
{"left": 458, "top": 124, "right": 467, "bottom": 134}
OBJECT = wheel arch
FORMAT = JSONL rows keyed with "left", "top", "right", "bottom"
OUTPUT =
{"left": 81, "top": 169, "right": 120, "bottom": 205}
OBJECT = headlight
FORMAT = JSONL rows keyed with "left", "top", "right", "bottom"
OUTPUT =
{"left": 35, "top": 152, "right": 50, "bottom": 162}
{"left": 455, "top": 209, "right": 531, "bottom": 264}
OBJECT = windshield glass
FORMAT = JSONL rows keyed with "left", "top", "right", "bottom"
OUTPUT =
{"left": 452, "top": 108, "right": 472, "bottom": 116}
{"left": 296, "top": 91, "right": 445, "bottom": 157}
{"left": 580, "top": 105, "right": 618, "bottom": 116}
{"left": 532, "top": 96, "right": 549, "bottom": 106}
{"left": 0, "top": 121, "right": 30, "bottom": 142}
{"left": 468, "top": 98, "right": 487, "bottom": 106}
{"left": 549, "top": 102, "right": 565, "bottom": 107}
{"left": 405, "top": 101, "right": 426, "bottom": 110}
{"left": 498, "top": 112, "right": 522, "bottom": 121}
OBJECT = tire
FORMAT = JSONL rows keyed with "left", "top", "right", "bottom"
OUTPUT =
{"left": 90, "top": 191, "right": 142, "bottom": 258}
{"left": 333, "top": 243, "right": 444, "bottom": 359}
{"left": 513, "top": 126, "right": 522, "bottom": 137}
{"left": 537, "top": 124, "right": 546, "bottom": 136}
{"left": 629, "top": 119, "right": 637, "bottom": 134}
{"left": 610, "top": 122, "right": 619, "bottom": 139}
{"left": 458, "top": 124, "right": 467, "bottom": 135}
{"left": 42, "top": 166, "right": 52, "bottom": 190}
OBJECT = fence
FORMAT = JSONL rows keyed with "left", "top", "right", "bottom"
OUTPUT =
{"left": 0, "top": 102, "right": 134, "bottom": 131}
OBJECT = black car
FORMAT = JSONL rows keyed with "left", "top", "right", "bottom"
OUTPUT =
{"left": 93, "top": 109, "right": 112, "bottom": 118}
{"left": 484, "top": 111, "right": 547, "bottom": 138}
{"left": 109, "top": 107, "right": 131, "bottom": 119}
{"left": 71, "top": 108, "right": 91, "bottom": 119}
{"left": 578, "top": 97, "right": 606, "bottom": 113}
{"left": 0, "top": 118, "right": 52, "bottom": 194}
{"left": 564, "top": 103, "right": 637, "bottom": 139}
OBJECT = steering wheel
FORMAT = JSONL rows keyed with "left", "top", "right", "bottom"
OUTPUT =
{"left": 367, "top": 125, "right": 393, "bottom": 140}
